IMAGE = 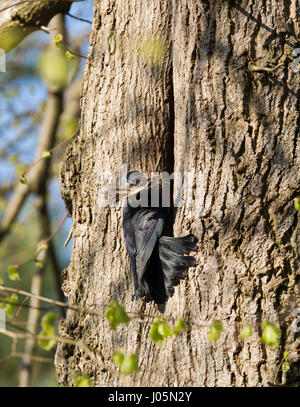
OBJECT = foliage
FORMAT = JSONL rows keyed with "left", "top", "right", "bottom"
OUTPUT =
{"left": 207, "top": 320, "right": 223, "bottom": 344}
{"left": 261, "top": 321, "right": 281, "bottom": 349}
{"left": 38, "top": 312, "right": 57, "bottom": 351}
{"left": 7, "top": 265, "right": 20, "bottom": 281}
{"left": 74, "top": 374, "right": 92, "bottom": 387}
{"left": 240, "top": 324, "right": 252, "bottom": 339}
{"left": 112, "top": 351, "right": 139, "bottom": 374}
{"left": 294, "top": 198, "right": 300, "bottom": 211}
{"left": 150, "top": 317, "right": 174, "bottom": 345}
{"left": 0, "top": 294, "right": 18, "bottom": 319}
{"left": 105, "top": 301, "right": 130, "bottom": 330}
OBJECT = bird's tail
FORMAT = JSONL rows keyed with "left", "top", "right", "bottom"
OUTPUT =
{"left": 141, "top": 234, "right": 198, "bottom": 304}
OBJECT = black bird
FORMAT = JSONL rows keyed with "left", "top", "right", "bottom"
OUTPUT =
{"left": 122, "top": 171, "right": 198, "bottom": 304}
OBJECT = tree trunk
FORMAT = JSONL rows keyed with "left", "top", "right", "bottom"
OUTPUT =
{"left": 55, "top": 0, "right": 300, "bottom": 386}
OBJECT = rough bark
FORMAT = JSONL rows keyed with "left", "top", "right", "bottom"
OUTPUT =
{"left": 56, "top": 0, "right": 300, "bottom": 386}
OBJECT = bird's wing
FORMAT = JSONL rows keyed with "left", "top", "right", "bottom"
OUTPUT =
{"left": 123, "top": 207, "right": 136, "bottom": 256}
{"left": 133, "top": 209, "right": 164, "bottom": 283}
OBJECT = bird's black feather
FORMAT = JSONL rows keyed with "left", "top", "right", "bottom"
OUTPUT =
{"left": 122, "top": 174, "right": 198, "bottom": 304}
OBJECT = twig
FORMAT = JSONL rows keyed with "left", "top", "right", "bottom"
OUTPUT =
{"left": 8, "top": 213, "right": 68, "bottom": 271}
{"left": 66, "top": 12, "right": 92, "bottom": 25}
{"left": 249, "top": 63, "right": 285, "bottom": 73}
{"left": 12, "top": 352, "right": 52, "bottom": 364}
{"left": 21, "top": 134, "right": 75, "bottom": 178}
{"left": 273, "top": 348, "right": 300, "bottom": 385}
{"left": 0, "top": 285, "right": 103, "bottom": 318}
{"left": 1, "top": 329, "right": 109, "bottom": 369}
{"left": 0, "top": 0, "right": 84, "bottom": 14}
{"left": 39, "top": 25, "right": 87, "bottom": 59}
{"left": 64, "top": 224, "right": 74, "bottom": 247}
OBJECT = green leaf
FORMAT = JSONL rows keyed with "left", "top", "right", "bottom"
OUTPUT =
{"left": 74, "top": 374, "right": 92, "bottom": 387}
{"left": 294, "top": 198, "right": 300, "bottom": 211}
{"left": 240, "top": 324, "right": 252, "bottom": 339}
{"left": 42, "top": 151, "right": 51, "bottom": 159}
{"left": 0, "top": 293, "right": 18, "bottom": 319}
{"left": 65, "top": 50, "right": 74, "bottom": 60}
{"left": 283, "top": 351, "right": 289, "bottom": 359}
{"left": 38, "top": 312, "right": 57, "bottom": 351}
{"left": 39, "top": 243, "right": 48, "bottom": 251}
{"left": 120, "top": 354, "right": 139, "bottom": 374}
{"left": 158, "top": 323, "right": 173, "bottom": 338}
{"left": 105, "top": 301, "right": 130, "bottom": 330}
{"left": 8, "top": 265, "right": 20, "bottom": 281}
{"left": 112, "top": 351, "right": 138, "bottom": 374}
{"left": 19, "top": 176, "right": 30, "bottom": 185}
{"left": 54, "top": 33, "right": 63, "bottom": 49}
{"left": 35, "top": 261, "right": 44, "bottom": 269}
{"left": 150, "top": 318, "right": 174, "bottom": 345}
{"left": 261, "top": 321, "right": 281, "bottom": 349}
{"left": 173, "top": 318, "right": 187, "bottom": 336}
{"left": 207, "top": 320, "right": 223, "bottom": 344}
{"left": 282, "top": 362, "right": 289, "bottom": 373}
{"left": 112, "top": 351, "right": 125, "bottom": 366}
{"left": 41, "top": 312, "right": 56, "bottom": 330}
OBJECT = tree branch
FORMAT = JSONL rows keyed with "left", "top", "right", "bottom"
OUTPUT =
{"left": 0, "top": 0, "right": 73, "bottom": 52}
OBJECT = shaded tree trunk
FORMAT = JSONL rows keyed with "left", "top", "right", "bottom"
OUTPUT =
{"left": 55, "top": 0, "right": 300, "bottom": 386}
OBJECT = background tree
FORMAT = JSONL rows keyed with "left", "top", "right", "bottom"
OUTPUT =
{"left": 0, "top": 0, "right": 92, "bottom": 387}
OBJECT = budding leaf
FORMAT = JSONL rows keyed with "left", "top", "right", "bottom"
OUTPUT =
{"left": 150, "top": 318, "right": 174, "bottom": 345}
{"left": 105, "top": 301, "right": 130, "bottom": 330}
{"left": 120, "top": 354, "right": 139, "bottom": 374}
{"left": 8, "top": 265, "right": 20, "bottom": 281}
{"left": 282, "top": 362, "right": 290, "bottom": 373}
{"left": 112, "top": 351, "right": 138, "bottom": 374}
{"left": 35, "top": 261, "right": 44, "bottom": 269}
{"left": 112, "top": 351, "right": 125, "bottom": 366}
{"left": 65, "top": 50, "right": 74, "bottom": 60}
{"left": 207, "top": 320, "right": 223, "bottom": 344}
{"left": 38, "top": 312, "right": 57, "bottom": 351}
{"left": 294, "top": 198, "right": 300, "bottom": 211}
{"left": 74, "top": 374, "right": 92, "bottom": 387}
{"left": 0, "top": 293, "right": 18, "bottom": 319}
{"left": 173, "top": 318, "right": 187, "bottom": 336}
{"left": 19, "top": 176, "right": 30, "bottom": 185}
{"left": 240, "top": 324, "right": 252, "bottom": 339}
{"left": 54, "top": 33, "right": 63, "bottom": 48}
{"left": 42, "top": 151, "right": 51, "bottom": 159}
{"left": 261, "top": 321, "right": 281, "bottom": 349}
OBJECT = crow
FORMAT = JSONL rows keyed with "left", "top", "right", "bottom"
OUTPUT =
{"left": 122, "top": 171, "right": 198, "bottom": 304}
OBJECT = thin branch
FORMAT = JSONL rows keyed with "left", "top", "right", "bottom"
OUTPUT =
{"left": 12, "top": 352, "right": 53, "bottom": 363}
{"left": 0, "top": 0, "right": 84, "bottom": 14}
{"left": 66, "top": 12, "right": 92, "bottom": 24}
{"left": 21, "top": 134, "right": 74, "bottom": 178}
{"left": 0, "top": 285, "right": 103, "bottom": 317}
{"left": 1, "top": 329, "right": 111, "bottom": 372}
{"left": 40, "top": 25, "right": 88, "bottom": 59}
{"left": 249, "top": 63, "right": 285, "bottom": 73}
